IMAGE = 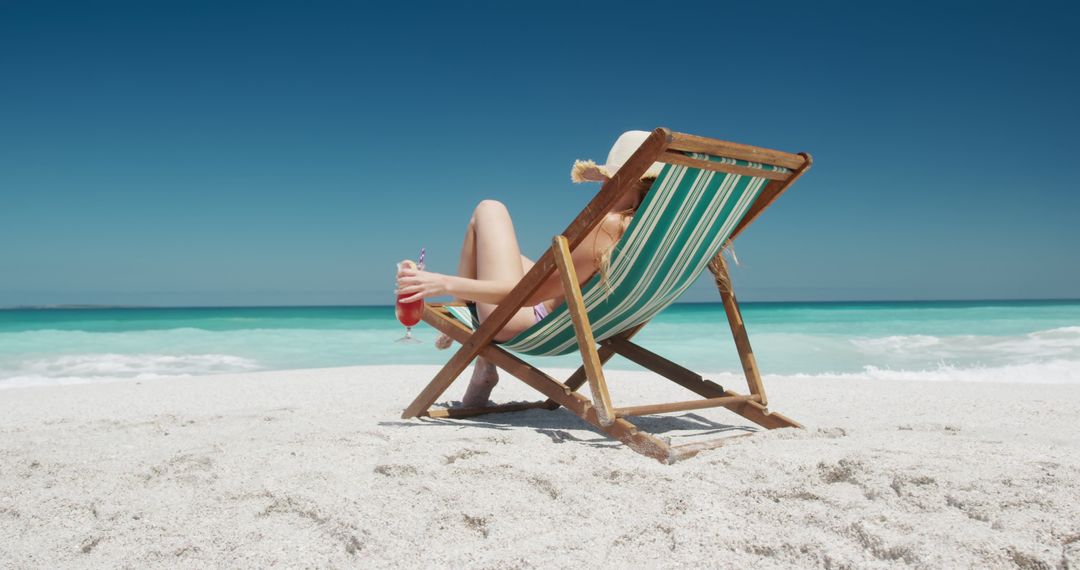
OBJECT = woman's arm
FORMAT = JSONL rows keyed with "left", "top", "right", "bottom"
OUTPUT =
{"left": 395, "top": 270, "right": 516, "bottom": 305}
{"left": 396, "top": 213, "right": 625, "bottom": 306}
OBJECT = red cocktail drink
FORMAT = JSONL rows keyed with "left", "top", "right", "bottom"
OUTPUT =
{"left": 394, "top": 259, "right": 424, "bottom": 344}
{"left": 396, "top": 294, "right": 423, "bottom": 327}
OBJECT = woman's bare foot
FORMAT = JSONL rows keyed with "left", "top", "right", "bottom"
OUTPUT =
{"left": 434, "top": 333, "right": 453, "bottom": 350}
{"left": 461, "top": 358, "right": 498, "bottom": 407}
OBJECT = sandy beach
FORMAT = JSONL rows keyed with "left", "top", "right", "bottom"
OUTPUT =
{"left": 2, "top": 365, "right": 1079, "bottom": 568}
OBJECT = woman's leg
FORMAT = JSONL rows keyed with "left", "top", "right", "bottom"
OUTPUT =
{"left": 434, "top": 205, "right": 535, "bottom": 349}
{"left": 433, "top": 212, "right": 482, "bottom": 350}
{"left": 435, "top": 252, "right": 535, "bottom": 352}
{"left": 470, "top": 200, "right": 536, "bottom": 336}
{"left": 455, "top": 200, "right": 536, "bottom": 407}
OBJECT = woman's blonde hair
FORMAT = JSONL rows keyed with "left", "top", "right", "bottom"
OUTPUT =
{"left": 593, "top": 178, "right": 655, "bottom": 292}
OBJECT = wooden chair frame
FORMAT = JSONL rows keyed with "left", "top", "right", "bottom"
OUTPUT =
{"left": 401, "top": 128, "right": 813, "bottom": 463}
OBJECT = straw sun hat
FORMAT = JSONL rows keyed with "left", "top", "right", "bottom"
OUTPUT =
{"left": 571, "top": 130, "right": 665, "bottom": 183}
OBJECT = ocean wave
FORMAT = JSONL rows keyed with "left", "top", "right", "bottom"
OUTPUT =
{"left": 761, "top": 358, "right": 1080, "bottom": 385}
{"left": 849, "top": 326, "right": 1080, "bottom": 363}
{"left": 0, "top": 353, "right": 261, "bottom": 389}
{"left": 2, "top": 324, "right": 1079, "bottom": 388}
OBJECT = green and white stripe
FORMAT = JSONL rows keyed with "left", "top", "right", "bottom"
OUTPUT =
{"left": 447, "top": 153, "right": 783, "bottom": 356}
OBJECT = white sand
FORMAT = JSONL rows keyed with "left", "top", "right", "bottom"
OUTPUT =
{"left": 2, "top": 365, "right": 1079, "bottom": 568}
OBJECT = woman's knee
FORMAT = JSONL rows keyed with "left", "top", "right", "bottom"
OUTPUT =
{"left": 471, "top": 199, "right": 510, "bottom": 224}
{"left": 475, "top": 199, "right": 508, "bottom": 215}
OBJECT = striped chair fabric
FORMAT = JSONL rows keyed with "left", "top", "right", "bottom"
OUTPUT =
{"left": 447, "top": 153, "right": 788, "bottom": 356}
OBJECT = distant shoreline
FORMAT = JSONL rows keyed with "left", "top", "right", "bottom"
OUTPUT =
{"left": 0, "top": 304, "right": 155, "bottom": 310}
{"left": 2, "top": 298, "right": 1079, "bottom": 311}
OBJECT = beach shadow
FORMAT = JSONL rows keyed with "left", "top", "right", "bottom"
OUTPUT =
{"left": 380, "top": 406, "right": 756, "bottom": 449}
{"left": 630, "top": 413, "right": 758, "bottom": 438}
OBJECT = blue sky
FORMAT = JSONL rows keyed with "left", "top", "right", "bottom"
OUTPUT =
{"left": 2, "top": 1, "right": 1077, "bottom": 306}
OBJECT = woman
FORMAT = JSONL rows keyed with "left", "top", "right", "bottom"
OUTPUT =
{"left": 395, "top": 131, "right": 662, "bottom": 407}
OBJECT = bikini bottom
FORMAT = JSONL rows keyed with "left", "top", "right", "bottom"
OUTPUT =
{"left": 467, "top": 301, "right": 549, "bottom": 327}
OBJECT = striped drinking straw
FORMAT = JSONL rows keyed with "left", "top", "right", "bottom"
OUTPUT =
{"left": 418, "top": 248, "right": 425, "bottom": 270}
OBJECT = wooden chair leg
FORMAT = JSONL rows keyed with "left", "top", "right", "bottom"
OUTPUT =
{"left": 400, "top": 309, "right": 481, "bottom": 418}
{"left": 720, "top": 289, "right": 767, "bottom": 405}
{"left": 469, "top": 340, "right": 673, "bottom": 462}
{"left": 708, "top": 253, "right": 768, "bottom": 406}
{"left": 425, "top": 401, "right": 552, "bottom": 419}
{"left": 603, "top": 337, "right": 728, "bottom": 399}
{"left": 549, "top": 322, "right": 645, "bottom": 409}
{"left": 605, "top": 337, "right": 801, "bottom": 430}
{"left": 546, "top": 345, "right": 616, "bottom": 410}
{"left": 552, "top": 235, "right": 616, "bottom": 426}
{"left": 402, "top": 302, "right": 535, "bottom": 419}
{"left": 412, "top": 306, "right": 581, "bottom": 422}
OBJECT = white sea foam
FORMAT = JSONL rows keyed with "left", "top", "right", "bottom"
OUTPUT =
{"left": 0, "top": 353, "right": 261, "bottom": 389}
{"left": 2, "top": 324, "right": 1079, "bottom": 388}
{"left": 849, "top": 326, "right": 1080, "bottom": 364}
{"left": 748, "top": 358, "right": 1080, "bottom": 385}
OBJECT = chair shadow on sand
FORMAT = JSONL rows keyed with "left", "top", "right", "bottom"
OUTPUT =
{"left": 380, "top": 406, "right": 758, "bottom": 450}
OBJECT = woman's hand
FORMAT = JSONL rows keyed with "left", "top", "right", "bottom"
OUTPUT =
{"left": 396, "top": 264, "right": 449, "bottom": 303}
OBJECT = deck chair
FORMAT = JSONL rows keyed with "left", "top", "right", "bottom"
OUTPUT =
{"left": 402, "top": 128, "right": 812, "bottom": 463}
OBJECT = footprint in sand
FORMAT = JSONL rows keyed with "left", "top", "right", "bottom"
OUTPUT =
{"left": 526, "top": 476, "right": 559, "bottom": 499}
{"left": 443, "top": 449, "right": 488, "bottom": 464}
{"left": 373, "top": 464, "right": 419, "bottom": 477}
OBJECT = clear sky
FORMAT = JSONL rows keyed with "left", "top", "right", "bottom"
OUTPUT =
{"left": 2, "top": 1, "right": 1078, "bottom": 307}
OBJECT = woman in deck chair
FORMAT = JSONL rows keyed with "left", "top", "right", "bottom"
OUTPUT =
{"left": 395, "top": 131, "right": 661, "bottom": 407}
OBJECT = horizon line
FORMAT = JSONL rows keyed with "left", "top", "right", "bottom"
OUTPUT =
{"left": 3, "top": 297, "right": 1080, "bottom": 311}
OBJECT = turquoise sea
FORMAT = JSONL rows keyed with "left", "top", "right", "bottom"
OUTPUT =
{"left": 1, "top": 300, "right": 1078, "bottom": 388}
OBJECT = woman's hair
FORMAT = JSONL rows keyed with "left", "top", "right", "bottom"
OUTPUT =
{"left": 594, "top": 178, "right": 655, "bottom": 291}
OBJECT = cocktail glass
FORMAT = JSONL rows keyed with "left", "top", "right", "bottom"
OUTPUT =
{"left": 395, "top": 261, "right": 423, "bottom": 343}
